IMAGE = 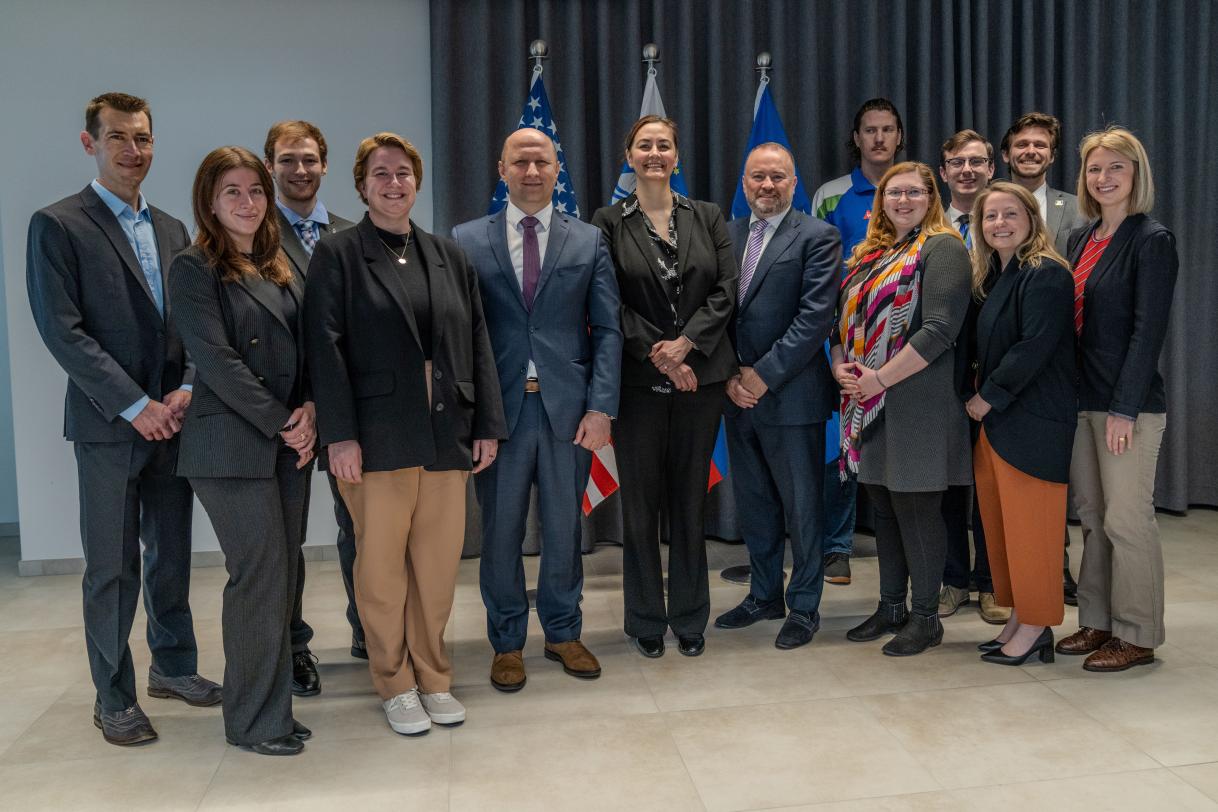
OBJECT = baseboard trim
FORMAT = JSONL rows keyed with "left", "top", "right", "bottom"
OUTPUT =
{"left": 19, "top": 543, "right": 341, "bottom": 577}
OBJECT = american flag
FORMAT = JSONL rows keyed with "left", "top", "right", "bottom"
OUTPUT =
{"left": 488, "top": 69, "right": 580, "bottom": 218}
{"left": 487, "top": 68, "right": 619, "bottom": 514}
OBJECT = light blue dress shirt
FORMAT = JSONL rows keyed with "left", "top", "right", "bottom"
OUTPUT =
{"left": 90, "top": 181, "right": 190, "bottom": 423}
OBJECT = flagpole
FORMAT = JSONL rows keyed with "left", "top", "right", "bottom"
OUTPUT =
{"left": 642, "top": 42, "right": 659, "bottom": 76}
{"left": 529, "top": 38, "right": 547, "bottom": 83}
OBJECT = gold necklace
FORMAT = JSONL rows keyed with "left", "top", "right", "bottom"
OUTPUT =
{"left": 379, "top": 230, "right": 412, "bottom": 265}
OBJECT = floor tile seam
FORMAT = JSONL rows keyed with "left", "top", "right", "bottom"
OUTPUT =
{"left": 837, "top": 694, "right": 948, "bottom": 794}
{"left": 655, "top": 707, "right": 712, "bottom": 812}
{"left": 950, "top": 763, "right": 1180, "bottom": 792}
{"left": 0, "top": 683, "right": 71, "bottom": 765}
{"left": 818, "top": 661, "right": 1039, "bottom": 699}
{"left": 192, "top": 749, "right": 226, "bottom": 812}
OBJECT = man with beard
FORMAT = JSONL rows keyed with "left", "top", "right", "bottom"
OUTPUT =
{"left": 810, "top": 98, "right": 906, "bottom": 587}
{"left": 263, "top": 120, "right": 358, "bottom": 696}
{"left": 999, "top": 112, "right": 1087, "bottom": 255}
{"left": 715, "top": 143, "right": 842, "bottom": 649}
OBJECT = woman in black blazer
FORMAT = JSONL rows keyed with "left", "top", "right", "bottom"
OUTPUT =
{"left": 962, "top": 181, "right": 1076, "bottom": 666}
{"left": 590, "top": 115, "right": 738, "bottom": 659}
{"left": 171, "top": 146, "right": 315, "bottom": 756}
{"left": 1055, "top": 127, "right": 1179, "bottom": 672}
{"left": 305, "top": 133, "right": 505, "bottom": 736}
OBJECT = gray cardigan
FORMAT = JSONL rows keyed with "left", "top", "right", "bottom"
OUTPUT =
{"left": 839, "top": 232, "right": 973, "bottom": 492}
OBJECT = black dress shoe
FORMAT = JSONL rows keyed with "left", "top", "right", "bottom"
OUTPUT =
{"left": 981, "top": 627, "right": 1055, "bottom": 666}
{"left": 714, "top": 595, "right": 785, "bottom": 629}
{"left": 846, "top": 600, "right": 908, "bottom": 642}
{"left": 292, "top": 720, "right": 312, "bottom": 741}
{"left": 882, "top": 613, "right": 943, "bottom": 657}
{"left": 93, "top": 702, "right": 158, "bottom": 747}
{"left": 775, "top": 610, "right": 820, "bottom": 650}
{"left": 227, "top": 733, "right": 305, "bottom": 756}
{"left": 351, "top": 634, "right": 369, "bottom": 660}
{"left": 1063, "top": 567, "right": 1078, "bottom": 607}
{"left": 677, "top": 634, "right": 705, "bottom": 657}
{"left": 633, "top": 636, "right": 665, "bottom": 658}
{"left": 977, "top": 638, "right": 1005, "bottom": 653}
{"left": 291, "top": 651, "right": 321, "bottom": 697}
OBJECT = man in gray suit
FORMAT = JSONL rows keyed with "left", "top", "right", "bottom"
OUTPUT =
{"left": 1000, "top": 112, "right": 1088, "bottom": 255}
{"left": 26, "top": 92, "right": 220, "bottom": 747}
{"left": 452, "top": 127, "right": 621, "bottom": 692}
{"left": 714, "top": 143, "right": 842, "bottom": 650}
{"left": 262, "top": 120, "right": 358, "bottom": 696}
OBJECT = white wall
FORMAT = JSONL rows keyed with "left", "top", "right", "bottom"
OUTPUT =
{"left": 0, "top": 0, "right": 432, "bottom": 565}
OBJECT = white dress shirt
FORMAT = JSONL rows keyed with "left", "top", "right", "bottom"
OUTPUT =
{"left": 1030, "top": 181, "right": 1049, "bottom": 222}
{"left": 747, "top": 205, "right": 791, "bottom": 259}
{"left": 505, "top": 200, "right": 553, "bottom": 380}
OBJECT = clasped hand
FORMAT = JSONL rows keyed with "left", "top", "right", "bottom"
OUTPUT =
{"left": 650, "top": 338, "right": 697, "bottom": 391}
{"left": 834, "top": 362, "right": 885, "bottom": 401}
{"left": 279, "top": 401, "right": 317, "bottom": 469}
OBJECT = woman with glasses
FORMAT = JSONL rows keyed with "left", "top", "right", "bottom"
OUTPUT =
{"left": 832, "top": 162, "right": 972, "bottom": 656}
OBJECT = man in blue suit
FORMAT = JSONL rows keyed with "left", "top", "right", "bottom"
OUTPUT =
{"left": 453, "top": 127, "right": 622, "bottom": 691}
{"left": 714, "top": 143, "right": 843, "bottom": 650}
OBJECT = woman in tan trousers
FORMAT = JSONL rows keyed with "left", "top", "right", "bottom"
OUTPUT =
{"left": 305, "top": 133, "right": 506, "bottom": 735}
{"left": 963, "top": 181, "right": 1077, "bottom": 666}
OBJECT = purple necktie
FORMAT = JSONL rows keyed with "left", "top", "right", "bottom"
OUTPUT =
{"left": 521, "top": 215, "right": 540, "bottom": 310}
{"left": 738, "top": 218, "right": 769, "bottom": 302}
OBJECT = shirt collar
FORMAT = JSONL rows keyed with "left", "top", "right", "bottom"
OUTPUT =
{"left": 277, "top": 199, "right": 330, "bottom": 226}
{"left": 850, "top": 166, "right": 878, "bottom": 193}
{"left": 945, "top": 204, "right": 968, "bottom": 224}
{"left": 748, "top": 206, "right": 791, "bottom": 231}
{"left": 505, "top": 200, "right": 553, "bottom": 231}
{"left": 91, "top": 179, "right": 149, "bottom": 220}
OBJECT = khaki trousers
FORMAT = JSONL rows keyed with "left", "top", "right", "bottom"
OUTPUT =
{"left": 1071, "top": 410, "right": 1167, "bottom": 649}
{"left": 973, "top": 429, "right": 1066, "bottom": 627}
{"left": 339, "top": 467, "right": 468, "bottom": 698}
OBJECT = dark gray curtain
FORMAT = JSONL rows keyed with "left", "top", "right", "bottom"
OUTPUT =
{"left": 434, "top": 0, "right": 1218, "bottom": 531}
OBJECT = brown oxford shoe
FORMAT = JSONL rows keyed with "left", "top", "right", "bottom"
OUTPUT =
{"left": 1082, "top": 638, "right": 1155, "bottom": 672}
{"left": 544, "top": 640, "right": 602, "bottom": 679}
{"left": 1055, "top": 626, "right": 1112, "bottom": 656}
{"left": 490, "top": 650, "right": 526, "bottom": 692}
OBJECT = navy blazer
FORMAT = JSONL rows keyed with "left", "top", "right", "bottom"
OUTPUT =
{"left": 452, "top": 207, "right": 622, "bottom": 440}
{"left": 726, "top": 209, "right": 841, "bottom": 425}
{"left": 1066, "top": 213, "right": 1178, "bottom": 417}
{"left": 974, "top": 255, "right": 1077, "bottom": 482}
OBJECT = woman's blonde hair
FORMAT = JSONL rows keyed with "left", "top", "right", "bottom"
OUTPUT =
{"left": 1076, "top": 126, "right": 1155, "bottom": 219}
{"left": 847, "top": 161, "right": 959, "bottom": 268}
{"left": 968, "top": 181, "right": 1068, "bottom": 298}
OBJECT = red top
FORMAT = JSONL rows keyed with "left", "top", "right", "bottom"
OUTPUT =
{"left": 1073, "top": 230, "right": 1113, "bottom": 334}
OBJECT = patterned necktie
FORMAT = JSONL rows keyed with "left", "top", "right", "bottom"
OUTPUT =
{"left": 295, "top": 220, "right": 317, "bottom": 255}
{"left": 957, "top": 213, "right": 971, "bottom": 248}
{"left": 520, "top": 215, "right": 540, "bottom": 310}
{"left": 738, "top": 219, "right": 769, "bottom": 302}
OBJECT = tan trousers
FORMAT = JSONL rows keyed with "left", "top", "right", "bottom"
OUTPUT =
{"left": 1071, "top": 410, "right": 1167, "bottom": 649}
{"left": 339, "top": 467, "right": 468, "bottom": 698}
{"left": 974, "top": 429, "right": 1066, "bottom": 627}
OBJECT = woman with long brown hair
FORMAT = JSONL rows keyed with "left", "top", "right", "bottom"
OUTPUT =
{"left": 170, "top": 146, "right": 315, "bottom": 755}
{"left": 832, "top": 161, "right": 972, "bottom": 656}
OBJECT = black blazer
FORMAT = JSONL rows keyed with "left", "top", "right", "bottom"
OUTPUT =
{"left": 169, "top": 246, "right": 308, "bottom": 479}
{"left": 1066, "top": 214, "right": 1178, "bottom": 416}
{"left": 26, "top": 185, "right": 192, "bottom": 442}
{"left": 973, "top": 255, "right": 1077, "bottom": 483}
{"left": 590, "top": 196, "right": 738, "bottom": 387}
{"left": 305, "top": 215, "right": 506, "bottom": 473}
{"left": 277, "top": 207, "right": 355, "bottom": 278}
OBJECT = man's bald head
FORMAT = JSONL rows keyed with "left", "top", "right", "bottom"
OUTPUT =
{"left": 501, "top": 127, "right": 557, "bottom": 162}
{"left": 498, "top": 127, "right": 559, "bottom": 214}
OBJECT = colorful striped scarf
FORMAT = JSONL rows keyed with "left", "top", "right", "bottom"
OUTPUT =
{"left": 837, "top": 228, "right": 930, "bottom": 478}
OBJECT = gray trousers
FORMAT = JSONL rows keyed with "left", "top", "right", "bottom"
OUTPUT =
{"left": 1071, "top": 410, "right": 1167, "bottom": 649}
{"left": 191, "top": 448, "right": 310, "bottom": 745}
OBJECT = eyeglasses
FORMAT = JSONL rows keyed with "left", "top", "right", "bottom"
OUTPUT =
{"left": 884, "top": 188, "right": 928, "bottom": 200}
{"left": 943, "top": 157, "right": 992, "bottom": 170}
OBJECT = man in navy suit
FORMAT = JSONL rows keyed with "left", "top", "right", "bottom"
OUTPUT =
{"left": 714, "top": 143, "right": 843, "bottom": 650}
{"left": 452, "top": 127, "right": 622, "bottom": 691}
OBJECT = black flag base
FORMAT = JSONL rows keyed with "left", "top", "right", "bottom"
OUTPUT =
{"left": 720, "top": 565, "right": 751, "bottom": 585}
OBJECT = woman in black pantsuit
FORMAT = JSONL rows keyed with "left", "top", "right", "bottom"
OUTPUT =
{"left": 170, "top": 146, "right": 316, "bottom": 756}
{"left": 591, "top": 115, "right": 738, "bottom": 659}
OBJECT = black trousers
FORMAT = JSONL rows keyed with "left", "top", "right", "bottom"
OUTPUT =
{"left": 288, "top": 473, "right": 362, "bottom": 651}
{"left": 74, "top": 439, "right": 197, "bottom": 712}
{"left": 941, "top": 484, "right": 993, "bottom": 592}
{"left": 616, "top": 382, "right": 725, "bottom": 638}
{"left": 865, "top": 484, "right": 948, "bottom": 617}
{"left": 191, "top": 449, "right": 310, "bottom": 745}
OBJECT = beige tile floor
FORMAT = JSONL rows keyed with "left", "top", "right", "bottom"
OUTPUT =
{"left": 2, "top": 512, "right": 1218, "bottom": 810}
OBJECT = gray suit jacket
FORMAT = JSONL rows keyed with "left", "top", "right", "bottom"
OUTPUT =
{"left": 1044, "top": 186, "right": 1087, "bottom": 257}
{"left": 452, "top": 207, "right": 622, "bottom": 441}
{"left": 26, "top": 184, "right": 192, "bottom": 442}
{"left": 277, "top": 207, "right": 355, "bottom": 278}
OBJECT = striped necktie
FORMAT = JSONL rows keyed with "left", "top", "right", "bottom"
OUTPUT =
{"left": 738, "top": 219, "right": 769, "bottom": 302}
{"left": 295, "top": 220, "right": 317, "bottom": 255}
{"left": 957, "top": 214, "right": 971, "bottom": 248}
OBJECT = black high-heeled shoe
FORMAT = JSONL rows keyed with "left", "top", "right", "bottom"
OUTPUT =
{"left": 977, "top": 638, "right": 1005, "bottom": 653}
{"left": 980, "top": 627, "right": 1054, "bottom": 666}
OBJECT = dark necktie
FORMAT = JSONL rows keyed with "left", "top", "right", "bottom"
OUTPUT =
{"left": 295, "top": 220, "right": 317, "bottom": 255}
{"left": 957, "top": 213, "right": 971, "bottom": 248}
{"left": 521, "top": 215, "right": 540, "bottom": 310}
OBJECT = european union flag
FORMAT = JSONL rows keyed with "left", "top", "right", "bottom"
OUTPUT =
{"left": 488, "top": 70, "right": 580, "bottom": 218}
{"left": 730, "top": 81, "right": 811, "bottom": 218}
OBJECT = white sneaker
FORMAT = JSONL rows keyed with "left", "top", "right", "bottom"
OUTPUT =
{"left": 419, "top": 691, "right": 466, "bottom": 725}
{"left": 383, "top": 690, "right": 431, "bottom": 736}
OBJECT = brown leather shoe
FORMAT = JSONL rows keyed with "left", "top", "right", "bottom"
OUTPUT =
{"left": 1083, "top": 638, "right": 1155, "bottom": 672}
{"left": 543, "top": 640, "right": 602, "bottom": 679}
{"left": 490, "top": 650, "right": 526, "bottom": 692}
{"left": 1055, "top": 626, "right": 1112, "bottom": 655}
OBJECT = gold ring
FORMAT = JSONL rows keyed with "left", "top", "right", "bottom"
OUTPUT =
{"left": 1119, "top": 437, "right": 1127, "bottom": 443}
